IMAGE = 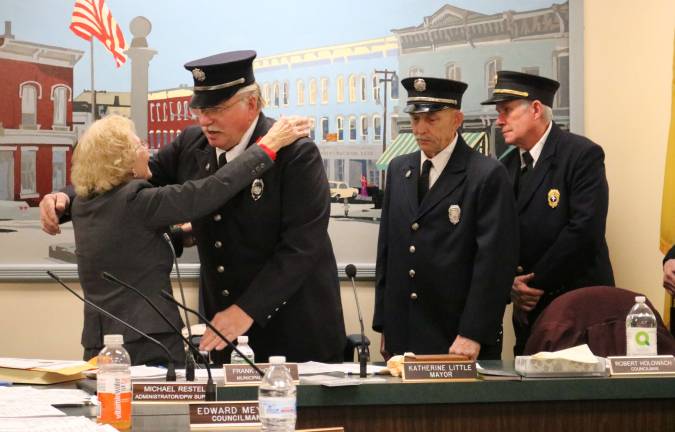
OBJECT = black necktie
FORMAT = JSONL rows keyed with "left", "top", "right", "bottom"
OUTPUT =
{"left": 218, "top": 152, "right": 227, "bottom": 168}
{"left": 418, "top": 160, "right": 433, "bottom": 204}
{"left": 517, "top": 151, "right": 534, "bottom": 197}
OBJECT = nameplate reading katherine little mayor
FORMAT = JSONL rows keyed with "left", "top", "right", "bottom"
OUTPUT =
{"left": 132, "top": 382, "right": 207, "bottom": 402}
{"left": 402, "top": 360, "right": 477, "bottom": 382}
{"left": 189, "top": 401, "right": 259, "bottom": 429}
{"left": 608, "top": 355, "right": 675, "bottom": 376}
{"left": 223, "top": 363, "right": 300, "bottom": 385}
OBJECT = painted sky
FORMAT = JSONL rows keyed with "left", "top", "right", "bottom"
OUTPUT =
{"left": 2, "top": 0, "right": 557, "bottom": 94}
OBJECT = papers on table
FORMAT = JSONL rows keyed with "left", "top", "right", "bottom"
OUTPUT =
{"left": 0, "top": 387, "right": 92, "bottom": 407}
{"left": 0, "top": 416, "right": 117, "bottom": 431}
{"left": 301, "top": 374, "right": 387, "bottom": 387}
{"left": 0, "top": 358, "right": 95, "bottom": 385}
{"left": 298, "top": 362, "right": 387, "bottom": 376}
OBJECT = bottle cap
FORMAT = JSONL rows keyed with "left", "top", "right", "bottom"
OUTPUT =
{"left": 635, "top": 296, "right": 646, "bottom": 303}
{"left": 269, "top": 356, "right": 286, "bottom": 364}
{"left": 237, "top": 335, "right": 249, "bottom": 344}
{"left": 103, "top": 334, "right": 124, "bottom": 345}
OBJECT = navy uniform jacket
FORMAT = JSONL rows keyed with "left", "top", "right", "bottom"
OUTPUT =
{"left": 373, "top": 137, "right": 519, "bottom": 356}
{"left": 72, "top": 145, "right": 273, "bottom": 363}
{"left": 148, "top": 114, "right": 346, "bottom": 363}
{"left": 501, "top": 122, "right": 614, "bottom": 345}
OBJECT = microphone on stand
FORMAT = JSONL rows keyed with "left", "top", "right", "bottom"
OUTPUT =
{"left": 345, "top": 264, "right": 369, "bottom": 378}
{"left": 159, "top": 291, "right": 265, "bottom": 377}
{"left": 101, "top": 272, "right": 216, "bottom": 401}
{"left": 162, "top": 232, "right": 197, "bottom": 382}
{"left": 46, "top": 271, "right": 177, "bottom": 382}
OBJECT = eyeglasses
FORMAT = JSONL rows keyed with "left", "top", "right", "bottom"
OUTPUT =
{"left": 189, "top": 96, "right": 246, "bottom": 118}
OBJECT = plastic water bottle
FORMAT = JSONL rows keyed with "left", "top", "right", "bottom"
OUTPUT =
{"left": 626, "top": 296, "right": 658, "bottom": 356}
{"left": 97, "top": 334, "right": 132, "bottom": 430}
{"left": 230, "top": 336, "right": 255, "bottom": 365}
{"left": 258, "top": 356, "right": 296, "bottom": 431}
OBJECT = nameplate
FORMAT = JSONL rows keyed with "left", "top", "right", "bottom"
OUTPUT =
{"left": 402, "top": 360, "right": 477, "bottom": 382}
{"left": 223, "top": 363, "right": 299, "bottom": 385}
{"left": 189, "top": 401, "right": 259, "bottom": 428}
{"left": 608, "top": 355, "right": 675, "bottom": 375}
{"left": 297, "top": 428, "right": 345, "bottom": 432}
{"left": 132, "top": 382, "right": 207, "bottom": 402}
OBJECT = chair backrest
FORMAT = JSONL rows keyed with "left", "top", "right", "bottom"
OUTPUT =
{"left": 523, "top": 286, "right": 675, "bottom": 356}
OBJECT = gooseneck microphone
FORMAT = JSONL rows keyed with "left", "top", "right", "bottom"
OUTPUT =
{"left": 162, "top": 232, "right": 197, "bottom": 382}
{"left": 46, "top": 271, "right": 177, "bottom": 382}
{"left": 160, "top": 291, "right": 265, "bottom": 377}
{"left": 101, "top": 272, "right": 216, "bottom": 401}
{"left": 345, "top": 264, "right": 369, "bottom": 378}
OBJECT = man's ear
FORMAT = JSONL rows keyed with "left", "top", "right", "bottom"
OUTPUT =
{"left": 531, "top": 100, "right": 545, "bottom": 120}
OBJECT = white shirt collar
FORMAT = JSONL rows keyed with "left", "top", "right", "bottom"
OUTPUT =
{"left": 519, "top": 121, "right": 552, "bottom": 168}
{"left": 215, "top": 114, "right": 260, "bottom": 163}
{"left": 420, "top": 132, "right": 458, "bottom": 189}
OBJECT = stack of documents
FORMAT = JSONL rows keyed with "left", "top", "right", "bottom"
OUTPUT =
{"left": 0, "top": 386, "right": 110, "bottom": 431}
{"left": 0, "top": 358, "right": 95, "bottom": 385}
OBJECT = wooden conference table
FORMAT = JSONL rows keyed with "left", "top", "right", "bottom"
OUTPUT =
{"left": 60, "top": 361, "right": 675, "bottom": 432}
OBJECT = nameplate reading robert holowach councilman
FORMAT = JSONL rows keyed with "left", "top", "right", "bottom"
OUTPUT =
{"left": 608, "top": 355, "right": 675, "bottom": 376}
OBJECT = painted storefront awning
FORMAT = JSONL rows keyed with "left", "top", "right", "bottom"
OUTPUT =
{"left": 376, "top": 132, "right": 487, "bottom": 170}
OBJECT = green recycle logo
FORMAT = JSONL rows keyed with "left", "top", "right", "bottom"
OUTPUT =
{"left": 635, "top": 331, "right": 651, "bottom": 346}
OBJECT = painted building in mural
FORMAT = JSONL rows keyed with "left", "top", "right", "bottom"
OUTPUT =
{"left": 391, "top": 2, "right": 569, "bottom": 158}
{"left": 72, "top": 90, "right": 131, "bottom": 139}
{"left": 0, "top": 22, "right": 83, "bottom": 205}
{"left": 254, "top": 37, "right": 401, "bottom": 188}
{"left": 146, "top": 85, "right": 193, "bottom": 153}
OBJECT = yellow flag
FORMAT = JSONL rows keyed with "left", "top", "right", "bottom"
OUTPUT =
{"left": 660, "top": 34, "right": 675, "bottom": 325}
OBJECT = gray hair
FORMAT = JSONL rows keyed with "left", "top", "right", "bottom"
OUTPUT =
{"left": 519, "top": 99, "right": 553, "bottom": 122}
{"left": 235, "top": 82, "right": 265, "bottom": 111}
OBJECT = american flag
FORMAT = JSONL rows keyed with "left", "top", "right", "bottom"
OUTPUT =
{"left": 69, "top": 0, "right": 128, "bottom": 67}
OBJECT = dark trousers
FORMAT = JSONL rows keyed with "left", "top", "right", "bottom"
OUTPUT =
{"left": 84, "top": 332, "right": 185, "bottom": 367}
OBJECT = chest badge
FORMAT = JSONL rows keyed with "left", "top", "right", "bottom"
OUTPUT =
{"left": 547, "top": 189, "right": 560, "bottom": 208}
{"left": 448, "top": 204, "right": 461, "bottom": 225}
{"left": 405, "top": 169, "right": 412, "bottom": 178}
{"left": 251, "top": 178, "right": 264, "bottom": 201}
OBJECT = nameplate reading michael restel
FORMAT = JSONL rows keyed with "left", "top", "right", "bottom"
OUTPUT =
{"left": 132, "top": 382, "right": 207, "bottom": 401}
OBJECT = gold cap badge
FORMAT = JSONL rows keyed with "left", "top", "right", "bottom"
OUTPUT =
{"left": 547, "top": 189, "right": 560, "bottom": 208}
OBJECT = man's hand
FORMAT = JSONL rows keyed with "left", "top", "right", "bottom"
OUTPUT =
{"left": 448, "top": 335, "right": 481, "bottom": 361}
{"left": 199, "top": 305, "right": 254, "bottom": 351}
{"left": 511, "top": 273, "right": 544, "bottom": 312}
{"left": 380, "top": 334, "right": 391, "bottom": 361}
{"left": 39, "top": 192, "right": 70, "bottom": 235}
{"left": 664, "top": 259, "right": 675, "bottom": 296}
{"left": 259, "top": 116, "right": 311, "bottom": 152}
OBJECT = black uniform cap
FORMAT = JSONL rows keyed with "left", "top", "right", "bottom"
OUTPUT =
{"left": 184, "top": 50, "right": 257, "bottom": 109}
{"left": 481, "top": 70, "right": 560, "bottom": 107}
{"left": 402, "top": 77, "right": 468, "bottom": 113}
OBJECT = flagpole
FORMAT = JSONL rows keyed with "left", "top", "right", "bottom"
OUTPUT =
{"left": 90, "top": 39, "right": 96, "bottom": 120}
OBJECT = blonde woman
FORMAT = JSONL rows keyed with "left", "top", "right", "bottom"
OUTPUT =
{"left": 71, "top": 114, "right": 306, "bottom": 365}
